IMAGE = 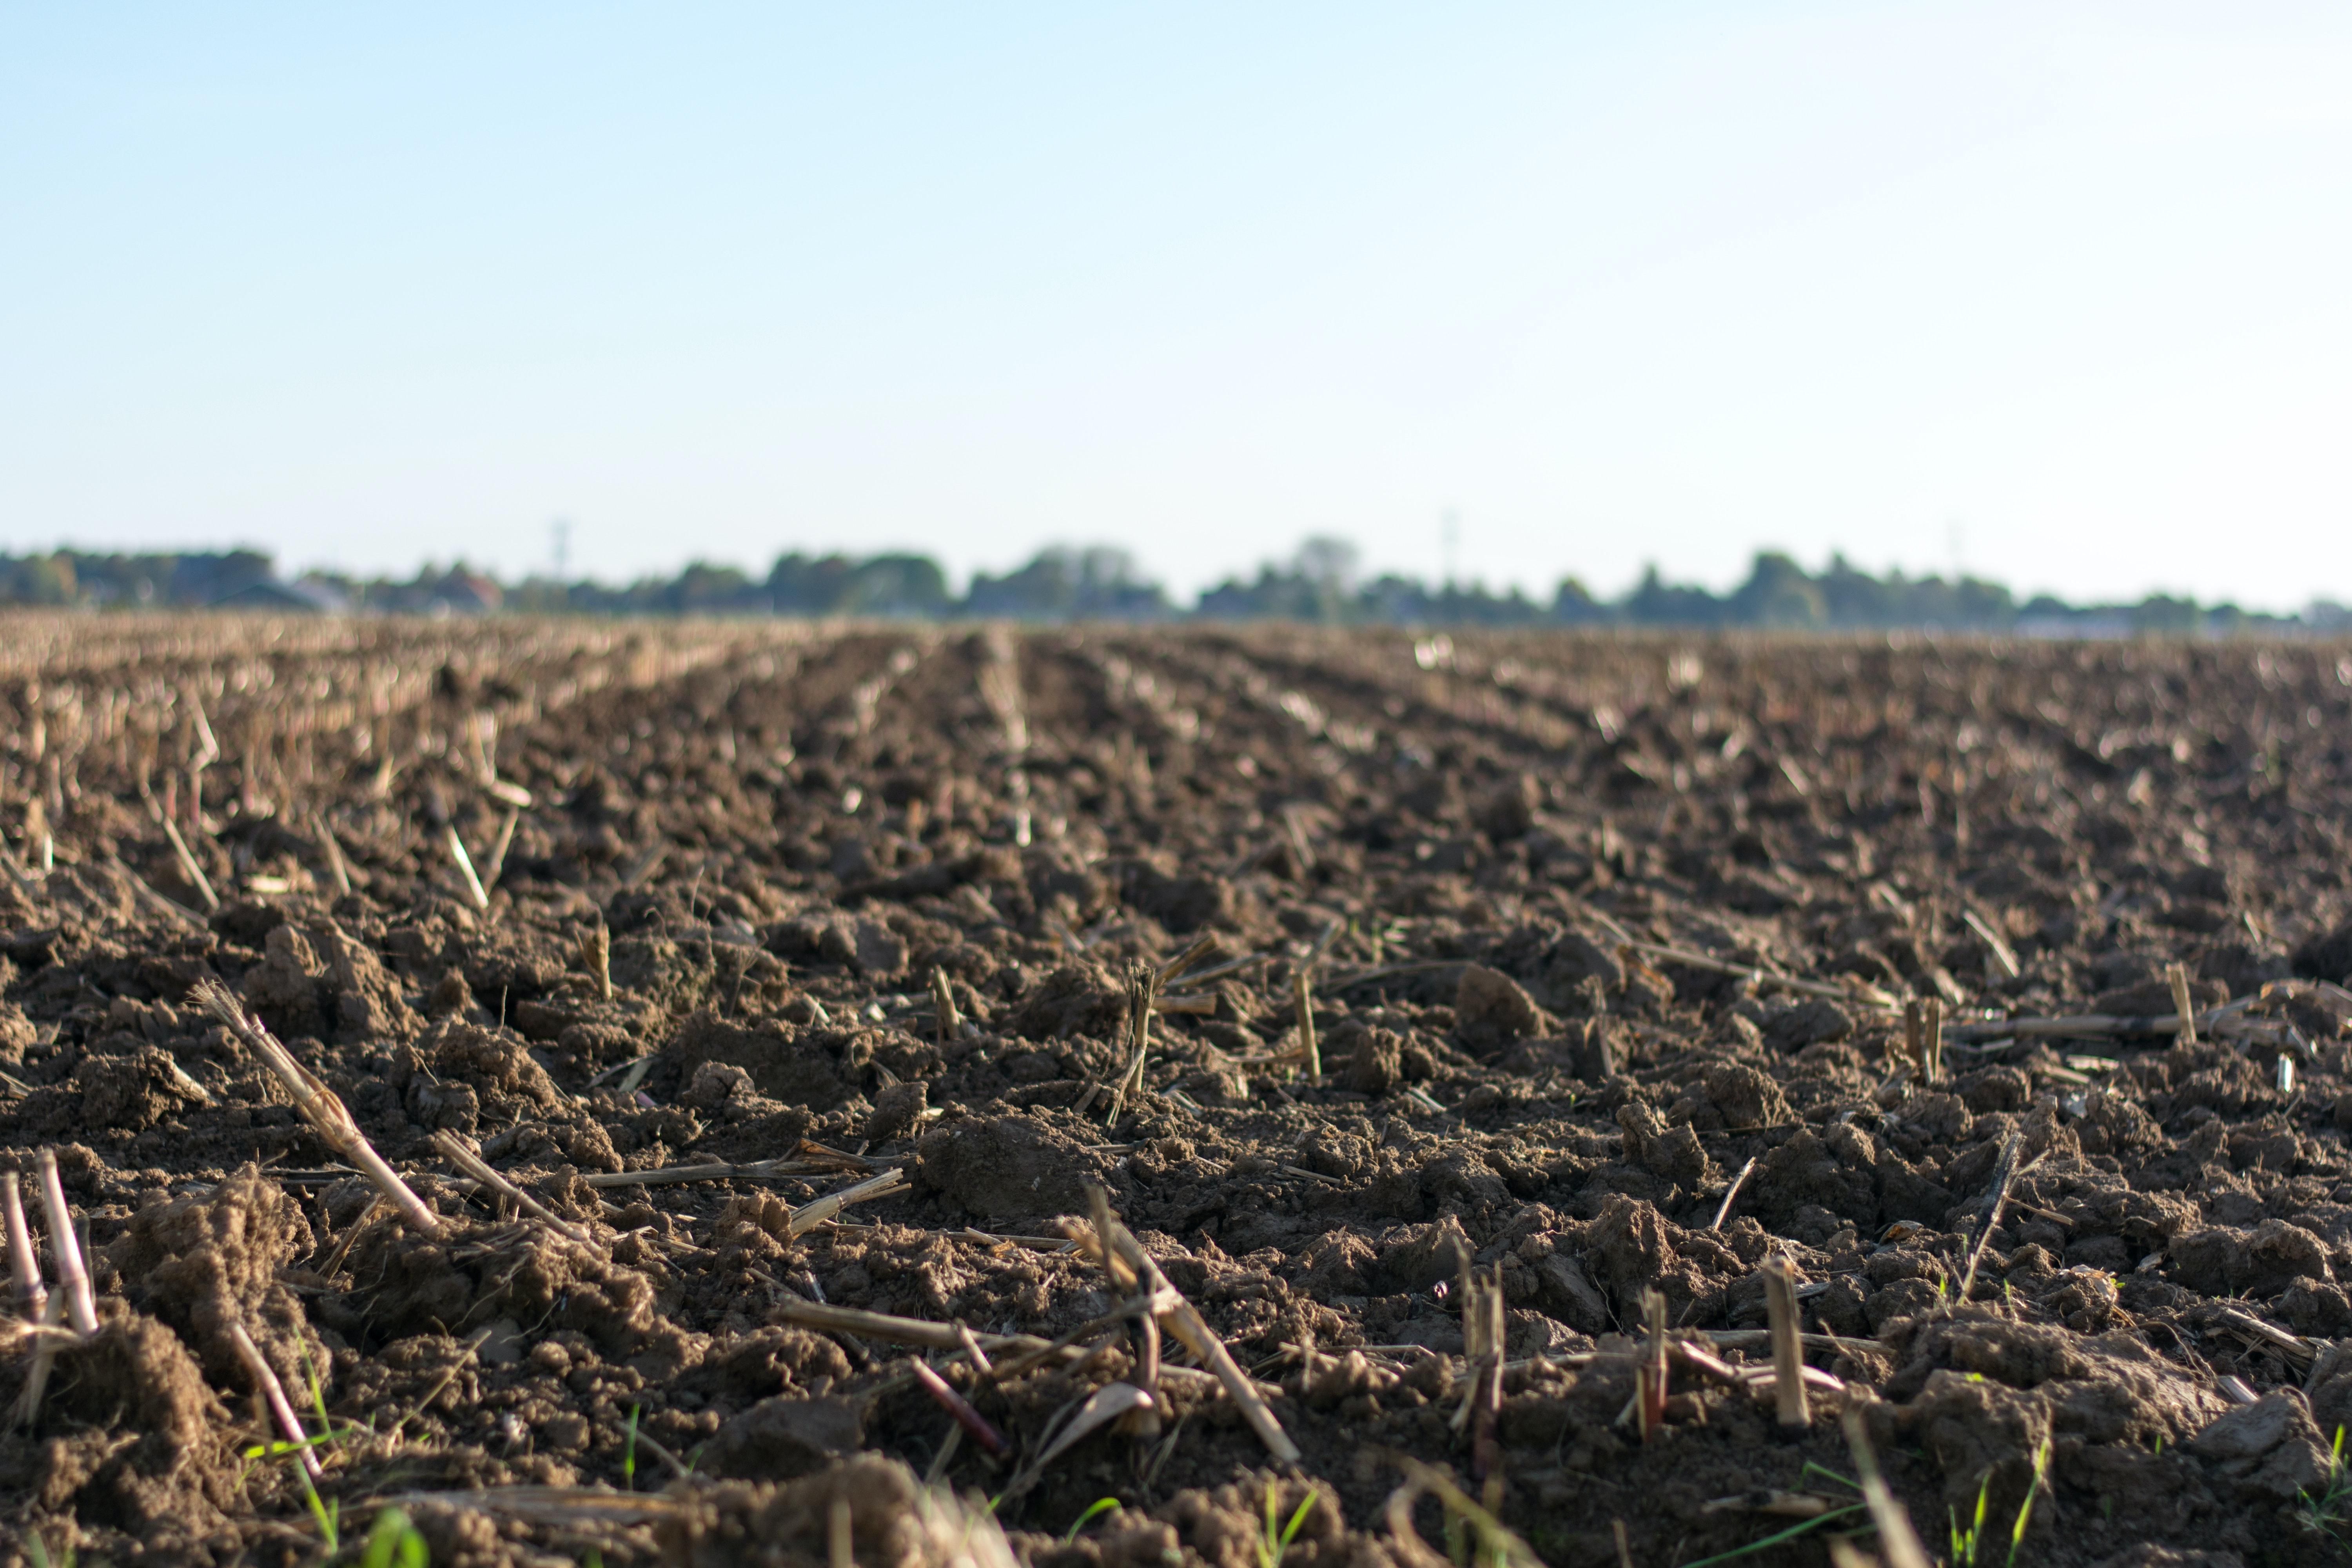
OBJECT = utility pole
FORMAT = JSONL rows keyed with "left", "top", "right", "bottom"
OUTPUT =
{"left": 552, "top": 517, "right": 572, "bottom": 580}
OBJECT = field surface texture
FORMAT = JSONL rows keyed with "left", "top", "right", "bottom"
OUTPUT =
{"left": 4, "top": 617, "right": 2352, "bottom": 1568}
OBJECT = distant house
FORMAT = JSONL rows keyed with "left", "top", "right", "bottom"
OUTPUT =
{"left": 211, "top": 577, "right": 350, "bottom": 613}
{"left": 436, "top": 570, "right": 505, "bottom": 613}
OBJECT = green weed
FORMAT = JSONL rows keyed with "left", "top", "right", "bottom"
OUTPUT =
{"left": 623, "top": 1403, "right": 641, "bottom": 1490}
{"left": 299, "top": 1467, "right": 341, "bottom": 1554}
{"left": 1675, "top": 1463, "right": 1867, "bottom": 1568}
{"left": 360, "top": 1506, "right": 430, "bottom": 1568}
{"left": 1801, "top": 1462, "right": 1859, "bottom": 1493}
{"left": 236, "top": 1430, "right": 335, "bottom": 1489}
{"left": 1949, "top": 1476, "right": 1990, "bottom": 1566}
{"left": 298, "top": 1337, "right": 340, "bottom": 1452}
{"left": 2008, "top": 1439, "right": 2051, "bottom": 1564}
{"left": 2298, "top": 1424, "right": 2352, "bottom": 1551}
{"left": 1256, "top": 1483, "right": 1317, "bottom": 1568}
{"left": 1065, "top": 1498, "right": 1123, "bottom": 1543}
{"left": 25, "top": 1534, "right": 75, "bottom": 1568}
{"left": 1678, "top": 1505, "right": 1868, "bottom": 1568}
{"left": 1382, "top": 1460, "right": 1541, "bottom": 1568}
{"left": 1948, "top": 1440, "right": 2049, "bottom": 1568}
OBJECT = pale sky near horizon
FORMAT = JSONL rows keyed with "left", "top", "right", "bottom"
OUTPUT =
{"left": 4, "top": 4, "right": 2350, "bottom": 607}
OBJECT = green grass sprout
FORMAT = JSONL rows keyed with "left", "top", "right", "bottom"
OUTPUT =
{"left": 298, "top": 1336, "right": 339, "bottom": 1451}
{"left": 1800, "top": 1463, "right": 1860, "bottom": 1493}
{"left": 2007, "top": 1439, "right": 2051, "bottom": 1566}
{"left": 1256, "top": 1483, "right": 1318, "bottom": 1568}
{"left": 297, "top": 1466, "right": 340, "bottom": 1553}
{"left": 1950, "top": 1476, "right": 1990, "bottom": 1567}
{"left": 2297, "top": 1424, "right": 2352, "bottom": 1551}
{"left": 1678, "top": 1505, "right": 1870, "bottom": 1568}
{"left": 1066, "top": 1498, "right": 1124, "bottom": 1543}
{"left": 361, "top": 1506, "right": 430, "bottom": 1568}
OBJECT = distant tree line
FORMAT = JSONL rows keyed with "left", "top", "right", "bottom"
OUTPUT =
{"left": 2, "top": 539, "right": 2346, "bottom": 635}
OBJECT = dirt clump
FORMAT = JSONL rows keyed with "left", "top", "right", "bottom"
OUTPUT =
{"left": 109, "top": 1163, "right": 319, "bottom": 1391}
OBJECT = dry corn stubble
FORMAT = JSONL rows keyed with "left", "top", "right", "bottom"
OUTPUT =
{"left": 191, "top": 978, "right": 444, "bottom": 1236}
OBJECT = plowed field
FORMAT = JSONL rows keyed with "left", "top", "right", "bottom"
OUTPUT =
{"left": 4, "top": 617, "right": 2352, "bottom": 1568}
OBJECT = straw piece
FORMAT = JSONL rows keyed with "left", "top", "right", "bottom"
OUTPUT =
{"left": 1943, "top": 1007, "right": 2244, "bottom": 1042}
{"left": 116, "top": 858, "right": 204, "bottom": 927}
{"left": 1962, "top": 907, "right": 2021, "bottom": 982}
{"left": 796, "top": 1138, "right": 883, "bottom": 1172}
{"left": 3, "top": 1171, "right": 47, "bottom": 1319}
{"left": 1760, "top": 1255, "right": 1807, "bottom": 1430}
{"left": 1608, "top": 938, "right": 1900, "bottom": 1011}
{"left": 580, "top": 925, "right": 612, "bottom": 1002}
{"left": 1086, "top": 1184, "right": 1158, "bottom": 1437}
{"left": 14, "top": 1290, "right": 67, "bottom": 1427}
{"left": 767, "top": 1298, "right": 1054, "bottom": 1358}
{"left": 1958, "top": 1131, "right": 2025, "bottom": 1301}
{"left": 931, "top": 965, "right": 961, "bottom": 1045}
{"left": 1104, "top": 962, "right": 1158, "bottom": 1124}
{"left": 156, "top": 809, "right": 220, "bottom": 912}
{"left": 787, "top": 1168, "right": 908, "bottom": 1237}
{"left": 1637, "top": 1288, "right": 1668, "bottom": 1443}
{"left": 2, "top": 849, "right": 43, "bottom": 907}
{"left": 1017, "top": 1383, "right": 1154, "bottom": 1488}
{"left": 2168, "top": 963, "right": 2198, "bottom": 1045}
{"left": 433, "top": 1132, "right": 597, "bottom": 1246}
{"left": 1085, "top": 1184, "right": 1137, "bottom": 1292}
{"left": 1161, "top": 951, "right": 1270, "bottom": 993}
{"left": 481, "top": 807, "right": 522, "bottom": 893}
{"left": 1156, "top": 932, "right": 1221, "bottom": 989}
{"left": 36, "top": 1152, "right": 97, "bottom": 1337}
{"left": 1842, "top": 1407, "right": 1935, "bottom": 1568}
{"left": 2210, "top": 1305, "right": 2318, "bottom": 1370}
{"left": 1289, "top": 922, "right": 1341, "bottom": 1080}
{"left": 312, "top": 810, "right": 353, "bottom": 896}
{"left": 1381, "top": 1455, "right": 1545, "bottom": 1568}
{"left": 1290, "top": 976, "right": 1324, "bottom": 1079}
{"left": 445, "top": 824, "right": 490, "bottom": 911}
{"left": 361, "top": 1486, "right": 686, "bottom": 1529}
{"left": 192, "top": 980, "right": 444, "bottom": 1236}
{"left": 580, "top": 1157, "right": 828, "bottom": 1189}
{"left": 621, "top": 844, "right": 667, "bottom": 888}
{"left": 1668, "top": 1340, "right": 1746, "bottom": 1387}
{"left": 911, "top": 1358, "right": 1009, "bottom": 1455}
{"left": 229, "top": 1319, "right": 323, "bottom": 1479}
{"left": 953, "top": 1322, "right": 994, "bottom": 1377}
{"left": 1702, "top": 1328, "right": 1881, "bottom": 1357}
{"left": 1710, "top": 1156, "right": 1757, "bottom": 1232}
{"left": 184, "top": 684, "right": 221, "bottom": 769}
{"left": 1100, "top": 1204, "right": 1301, "bottom": 1464}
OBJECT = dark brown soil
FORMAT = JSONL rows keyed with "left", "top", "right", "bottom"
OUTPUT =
{"left": 6, "top": 616, "right": 2352, "bottom": 1568}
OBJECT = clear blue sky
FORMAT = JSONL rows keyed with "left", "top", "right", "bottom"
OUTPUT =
{"left": 5, "top": 4, "right": 2349, "bottom": 605}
